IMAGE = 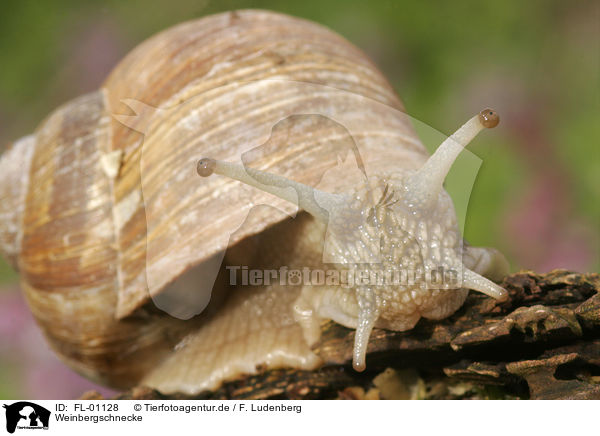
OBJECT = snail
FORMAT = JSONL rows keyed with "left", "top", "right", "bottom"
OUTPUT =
{"left": 0, "top": 10, "right": 509, "bottom": 395}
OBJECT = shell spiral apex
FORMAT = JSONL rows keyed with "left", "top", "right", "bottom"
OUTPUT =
{"left": 0, "top": 9, "right": 509, "bottom": 394}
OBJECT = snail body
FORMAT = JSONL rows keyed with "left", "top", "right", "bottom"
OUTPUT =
{"left": 0, "top": 10, "right": 508, "bottom": 394}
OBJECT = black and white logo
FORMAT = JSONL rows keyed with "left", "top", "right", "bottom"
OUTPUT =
{"left": 3, "top": 402, "right": 50, "bottom": 434}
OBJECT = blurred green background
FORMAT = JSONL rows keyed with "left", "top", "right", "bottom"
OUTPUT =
{"left": 0, "top": 0, "right": 597, "bottom": 398}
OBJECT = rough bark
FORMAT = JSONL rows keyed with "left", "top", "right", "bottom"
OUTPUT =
{"left": 81, "top": 270, "right": 600, "bottom": 400}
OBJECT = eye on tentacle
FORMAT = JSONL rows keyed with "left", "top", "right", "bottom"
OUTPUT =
{"left": 405, "top": 109, "right": 499, "bottom": 210}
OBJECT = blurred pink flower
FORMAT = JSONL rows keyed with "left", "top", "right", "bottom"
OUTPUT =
{"left": 462, "top": 74, "right": 597, "bottom": 273}
{"left": 503, "top": 105, "right": 596, "bottom": 272}
{"left": 504, "top": 174, "right": 595, "bottom": 272}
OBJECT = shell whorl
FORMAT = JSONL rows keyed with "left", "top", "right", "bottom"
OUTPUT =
{"left": 1, "top": 10, "right": 448, "bottom": 393}
{"left": 0, "top": 135, "right": 35, "bottom": 269}
{"left": 7, "top": 91, "right": 190, "bottom": 388}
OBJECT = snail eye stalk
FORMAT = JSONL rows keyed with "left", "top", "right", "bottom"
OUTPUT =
{"left": 405, "top": 109, "right": 499, "bottom": 210}
{"left": 197, "top": 157, "right": 343, "bottom": 222}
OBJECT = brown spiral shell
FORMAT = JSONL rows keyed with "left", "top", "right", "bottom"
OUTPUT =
{"left": 0, "top": 10, "right": 428, "bottom": 392}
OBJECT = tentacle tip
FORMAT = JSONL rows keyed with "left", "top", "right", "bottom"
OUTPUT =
{"left": 197, "top": 157, "right": 216, "bottom": 177}
{"left": 478, "top": 108, "right": 499, "bottom": 128}
{"left": 352, "top": 359, "right": 366, "bottom": 372}
{"left": 495, "top": 287, "right": 509, "bottom": 302}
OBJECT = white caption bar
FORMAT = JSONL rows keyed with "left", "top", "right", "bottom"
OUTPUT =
{"left": 0, "top": 399, "right": 594, "bottom": 435}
